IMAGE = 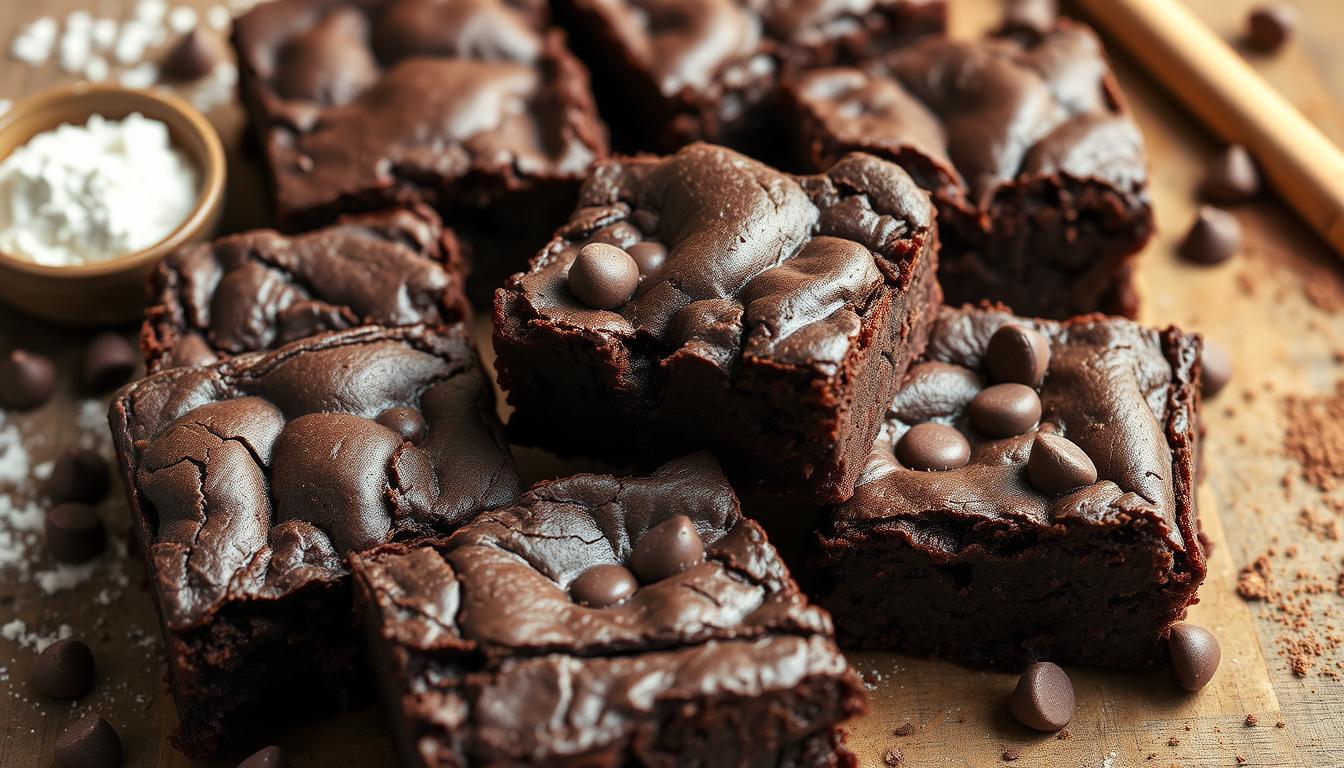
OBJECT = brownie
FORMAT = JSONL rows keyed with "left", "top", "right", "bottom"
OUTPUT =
{"left": 140, "top": 206, "right": 469, "bottom": 373}
{"left": 232, "top": 0, "right": 608, "bottom": 296}
{"left": 108, "top": 325, "right": 520, "bottom": 757}
{"left": 351, "top": 453, "right": 866, "bottom": 767}
{"left": 555, "top": 0, "right": 946, "bottom": 153}
{"left": 814, "top": 304, "right": 1207, "bottom": 669}
{"left": 493, "top": 143, "right": 940, "bottom": 503}
{"left": 782, "top": 21, "right": 1153, "bottom": 318}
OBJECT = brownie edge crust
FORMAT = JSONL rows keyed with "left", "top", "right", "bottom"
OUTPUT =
{"left": 815, "top": 304, "right": 1206, "bottom": 669}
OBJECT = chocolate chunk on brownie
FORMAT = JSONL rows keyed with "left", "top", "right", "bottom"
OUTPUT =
{"left": 141, "top": 207, "right": 469, "bottom": 373}
{"left": 555, "top": 0, "right": 946, "bottom": 153}
{"left": 815, "top": 304, "right": 1205, "bottom": 668}
{"left": 352, "top": 453, "right": 866, "bottom": 767}
{"left": 493, "top": 143, "right": 940, "bottom": 503}
{"left": 783, "top": 20, "right": 1153, "bottom": 318}
{"left": 108, "top": 325, "right": 519, "bottom": 757}
{"left": 232, "top": 0, "right": 608, "bottom": 296}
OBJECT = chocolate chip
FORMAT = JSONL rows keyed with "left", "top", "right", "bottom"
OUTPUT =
{"left": 48, "top": 447, "right": 110, "bottom": 505}
{"left": 591, "top": 222, "right": 642, "bottom": 248}
{"left": 375, "top": 406, "right": 427, "bottom": 444}
{"left": 568, "top": 243, "right": 641, "bottom": 310}
{"left": 162, "top": 29, "right": 225, "bottom": 80}
{"left": 896, "top": 423, "right": 971, "bottom": 471}
{"left": 1246, "top": 3, "right": 1297, "bottom": 52}
{"left": 31, "top": 639, "right": 96, "bottom": 700}
{"left": 1201, "top": 340, "right": 1232, "bottom": 398}
{"left": 629, "top": 515, "right": 704, "bottom": 583}
{"left": 1008, "top": 661, "right": 1075, "bottom": 731}
{"left": 1179, "top": 206, "right": 1241, "bottom": 265}
{"left": 45, "top": 503, "right": 107, "bottom": 564}
{"left": 238, "top": 745, "right": 288, "bottom": 768}
{"left": 1199, "top": 145, "right": 1260, "bottom": 205}
{"left": 969, "top": 383, "right": 1041, "bottom": 438}
{"left": 1027, "top": 433, "right": 1098, "bottom": 494}
{"left": 570, "top": 564, "right": 639, "bottom": 608}
{"left": 627, "top": 241, "right": 668, "bottom": 275}
{"left": 0, "top": 350, "right": 56, "bottom": 411}
{"left": 1002, "top": 0, "right": 1057, "bottom": 36}
{"left": 82, "top": 332, "right": 137, "bottom": 394}
{"left": 986, "top": 325, "right": 1050, "bottom": 387}
{"left": 1169, "top": 622, "right": 1221, "bottom": 691}
{"left": 54, "top": 715, "right": 122, "bottom": 768}
{"left": 630, "top": 209, "right": 659, "bottom": 235}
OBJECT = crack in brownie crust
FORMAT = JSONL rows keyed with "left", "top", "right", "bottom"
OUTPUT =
{"left": 352, "top": 454, "right": 866, "bottom": 767}
{"left": 141, "top": 206, "right": 469, "bottom": 373}
{"left": 783, "top": 21, "right": 1153, "bottom": 318}
{"left": 815, "top": 304, "right": 1206, "bottom": 668}
{"left": 108, "top": 324, "right": 520, "bottom": 757}
{"left": 493, "top": 143, "right": 940, "bottom": 503}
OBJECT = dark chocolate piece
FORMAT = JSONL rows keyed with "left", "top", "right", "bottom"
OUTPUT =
{"left": 162, "top": 29, "right": 225, "bottom": 80}
{"left": 351, "top": 454, "right": 867, "bottom": 768}
{"left": 494, "top": 143, "right": 940, "bottom": 503}
{"left": 968, "top": 383, "right": 1040, "bottom": 438}
{"left": 1008, "top": 661, "right": 1074, "bottom": 732}
{"left": 1199, "top": 145, "right": 1260, "bottom": 205}
{"left": 108, "top": 325, "right": 519, "bottom": 757}
{"left": 986, "top": 324, "right": 1051, "bottom": 387}
{"left": 0, "top": 350, "right": 56, "bottom": 411}
{"left": 783, "top": 21, "right": 1153, "bottom": 318}
{"left": 816, "top": 304, "right": 1206, "bottom": 669}
{"left": 567, "top": 243, "right": 640, "bottom": 309}
{"left": 1246, "top": 4, "right": 1297, "bottom": 52}
{"left": 82, "top": 333, "right": 138, "bottom": 394}
{"left": 1200, "top": 339, "right": 1232, "bottom": 398}
{"left": 896, "top": 423, "right": 971, "bottom": 471}
{"left": 47, "top": 447, "right": 110, "bottom": 505}
{"left": 1169, "top": 623, "right": 1221, "bottom": 691}
{"left": 31, "top": 639, "right": 96, "bottom": 701}
{"left": 1179, "top": 206, "right": 1241, "bottom": 265}
{"left": 569, "top": 563, "right": 638, "bottom": 607}
{"left": 45, "top": 503, "right": 107, "bottom": 564}
{"left": 141, "top": 207, "right": 469, "bottom": 373}
{"left": 54, "top": 716, "right": 122, "bottom": 768}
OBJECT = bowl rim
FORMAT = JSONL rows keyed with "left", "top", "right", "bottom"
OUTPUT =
{"left": 0, "top": 82, "right": 227, "bottom": 279}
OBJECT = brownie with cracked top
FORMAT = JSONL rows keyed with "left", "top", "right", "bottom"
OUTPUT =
{"left": 492, "top": 143, "right": 940, "bottom": 503}
{"left": 141, "top": 206, "right": 469, "bottom": 373}
{"left": 555, "top": 0, "right": 945, "bottom": 153}
{"left": 108, "top": 324, "right": 520, "bottom": 757}
{"left": 232, "top": 0, "right": 608, "bottom": 296}
{"left": 814, "top": 304, "right": 1206, "bottom": 668}
{"left": 352, "top": 453, "right": 866, "bottom": 767}
{"left": 782, "top": 20, "right": 1153, "bottom": 318}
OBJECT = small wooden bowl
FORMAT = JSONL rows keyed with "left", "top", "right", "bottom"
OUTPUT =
{"left": 0, "top": 84, "right": 226, "bottom": 325}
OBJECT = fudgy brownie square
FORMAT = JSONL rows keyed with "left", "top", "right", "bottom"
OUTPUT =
{"left": 232, "top": 0, "right": 608, "bottom": 295}
{"left": 352, "top": 453, "right": 867, "bottom": 767}
{"left": 814, "top": 304, "right": 1206, "bottom": 669}
{"left": 782, "top": 20, "right": 1153, "bottom": 318}
{"left": 108, "top": 325, "right": 520, "bottom": 757}
{"left": 141, "top": 206, "right": 469, "bottom": 373}
{"left": 555, "top": 0, "right": 946, "bottom": 153}
{"left": 493, "top": 143, "right": 940, "bottom": 503}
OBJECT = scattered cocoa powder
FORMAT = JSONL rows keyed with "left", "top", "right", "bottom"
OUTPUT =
{"left": 1237, "top": 544, "right": 1344, "bottom": 677}
{"left": 1168, "top": 737, "right": 1181, "bottom": 747}
{"left": 1283, "top": 382, "right": 1344, "bottom": 491}
{"left": 1000, "top": 748, "right": 1020, "bottom": 762}
{"left": 1236, "top": 755, "right": 1247, "bottom": 765}
{"left": 893, "top": 722, "right": 914, "bottom": 737}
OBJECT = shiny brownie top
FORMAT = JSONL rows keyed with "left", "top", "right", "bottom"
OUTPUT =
{"left": 789, "top": 21, "right": 1147, "bottom": 206}
{"left": 353, "top": 452, "right": 833, "bottom": 657}
{"left": 143, "top": 207, "right": 468, "bottom": 373}
{"left": 233, "top": 0, "right": 604, "bottom": 214}
{"left": 110, "top": 325, "right": 520, "bottom": 630}
{"left": 501, "top": 143, "right": 933, "bottom": 371}
{"left": 835, "top": 304, "right": 1200, "bottom": 554}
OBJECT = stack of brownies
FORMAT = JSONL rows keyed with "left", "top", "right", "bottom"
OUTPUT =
{"left": 107, "top": 0, "right": 1208, "bottom": 765}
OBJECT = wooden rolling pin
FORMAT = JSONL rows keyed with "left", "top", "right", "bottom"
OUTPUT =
{"left": 1072, "top": 0, "right": 1344, "bottom": 256}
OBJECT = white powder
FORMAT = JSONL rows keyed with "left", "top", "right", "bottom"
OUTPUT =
{"left": 0, "top": 113, "right": 200, "bottom": 266}
{"left": 0, "top": 619, "right": 72, "bottom": 652}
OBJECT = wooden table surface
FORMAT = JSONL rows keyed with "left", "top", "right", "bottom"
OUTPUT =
{"left": 2, "top": 0, "right": 1344, "bottom": 766}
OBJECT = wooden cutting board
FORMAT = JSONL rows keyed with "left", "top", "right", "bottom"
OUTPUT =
{"left": 2, "top": 0, "right": 1343, "bottom": 766}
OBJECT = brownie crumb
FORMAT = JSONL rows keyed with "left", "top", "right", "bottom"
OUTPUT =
{"left": 1244, "top": 714, "right": 1259, "bottom": 727}
{"left": 1145, "top": 753, "right": 1157, "bottom": 760}
{"left": 1236, "top": 755, "right": 1248, "bottom": 765}
{"left": 1055, "top": 729, "right": 1070, "bottom": 740}
{"left": 883, "top": 747, "right": 904, "bottom": 766}
{"left": 1168, "top": 737, "right": 1181, "bottom": 746}
{"left": 894, "top": 722, "right": 915, "bottom": 737}
{"left": 1001, "top": 748, "right": 1020, "bottom": 762}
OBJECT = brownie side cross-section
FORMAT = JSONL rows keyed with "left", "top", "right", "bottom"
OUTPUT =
{"left": 783, "top": 20, "right": 1153, "bottom": 318}
{"left": 493, "top": 143, "right": 940, "bottom": 503}
{"left": 814, "top": 304, "right": 1206, "bottom": 669}
{"left": 232, "top": 0, "right": 608, "bottom": 294}
{"left": 352, "top": 453, "right": 867, "bottom": 767}
{"left": 140, "top": 206, "right": 469, "bottom": 373}
{"left": 108, "top": 324, "right": 520, "bottom": 757}
{"left": 555, "top": 0, "right": 946, "bottom": 153}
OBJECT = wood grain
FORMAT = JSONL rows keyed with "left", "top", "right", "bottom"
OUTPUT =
{"left": 1, "top": 0, "right": 1343, "bottom": 766}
